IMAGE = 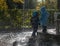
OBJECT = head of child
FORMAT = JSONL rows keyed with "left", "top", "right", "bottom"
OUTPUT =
{"left": 35, "top": 5, "right": 40, "bottom": 11}
{"left": 40, "top": 6, "right": 47, "bottom": 13}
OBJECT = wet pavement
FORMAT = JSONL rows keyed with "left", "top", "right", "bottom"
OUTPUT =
{"left": 0, "top": 29, "right": 60, "bottom": 46}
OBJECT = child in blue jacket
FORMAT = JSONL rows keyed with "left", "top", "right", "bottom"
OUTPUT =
{"left": 40, "top": 6, "right": 49, "bottom": 33}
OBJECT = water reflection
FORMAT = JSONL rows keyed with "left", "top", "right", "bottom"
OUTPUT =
{"left": 0, "top": 30, "right": 60, "bottom": 46}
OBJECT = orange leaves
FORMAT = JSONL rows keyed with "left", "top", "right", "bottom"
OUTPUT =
{"left": 0, "top": 0, "right": 8, "bottom": 10}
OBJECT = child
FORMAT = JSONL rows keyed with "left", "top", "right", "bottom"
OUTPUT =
{"left": 31, "top": 11, "right": 39, "bottom": 37}
{"left": 40, "top": 6, "right": 49, "bottom": 34}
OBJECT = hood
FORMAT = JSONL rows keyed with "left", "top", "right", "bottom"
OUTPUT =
{"left": 33, "top": 11, "right": 38, "bottom": 17}
{"left": 40, "top": 6, "right": 46, "bottom": 13}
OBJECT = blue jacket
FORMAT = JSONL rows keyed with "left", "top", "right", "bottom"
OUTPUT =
{"left": 32, "top": 11, "right": 38, "bottom": 17}
{"left": 40, "top": 6, "right": 49, "bottom": 26}
{"left": 31, "top": 11, "right": 39, "bottom": 25}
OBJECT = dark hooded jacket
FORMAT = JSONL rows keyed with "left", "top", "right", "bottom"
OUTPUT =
{"left": 31, "top": 11, "right": 39, "bottom": 26}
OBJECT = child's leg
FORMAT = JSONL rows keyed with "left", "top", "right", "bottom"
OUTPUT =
{"left": 32, "top": 25, "right": 38, "bottom": 36}
{"left": 42, "top": 26, "right": 47, "bottom": 33}
{"left": 32, "top": 28, "right": 37, "bottom": 36}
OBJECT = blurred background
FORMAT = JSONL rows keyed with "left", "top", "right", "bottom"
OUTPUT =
{"left": 0, "top": 0, "right": 60, "bottom": 31}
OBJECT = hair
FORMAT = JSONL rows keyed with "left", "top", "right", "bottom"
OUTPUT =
{"left": 35, "top": 5, "right": 40, "bottom": 10}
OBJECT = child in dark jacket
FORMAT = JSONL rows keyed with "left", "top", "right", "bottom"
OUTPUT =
{"left": 31, "top": 11, "right": 39, "bottom": 37}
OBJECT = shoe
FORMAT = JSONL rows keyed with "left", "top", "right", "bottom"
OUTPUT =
{"left": 42, "top": 31, "right": 48, "bottom": 35}
{"left": 30, "top": 34, "right": 36, "bottom": 39}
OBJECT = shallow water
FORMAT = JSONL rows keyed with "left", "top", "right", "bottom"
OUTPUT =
{"left": 0, "top": 29, "right": 60, "bottom": 46}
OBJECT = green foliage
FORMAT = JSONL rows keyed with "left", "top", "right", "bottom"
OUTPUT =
{"left": 0, "top": 0, "right": 59, "bottom": 29}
